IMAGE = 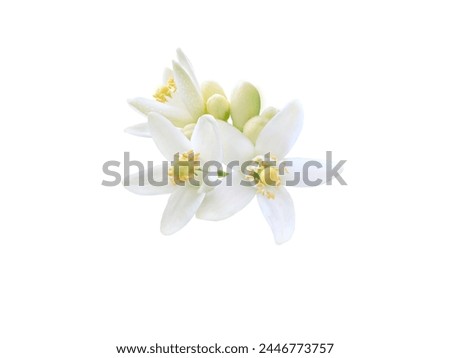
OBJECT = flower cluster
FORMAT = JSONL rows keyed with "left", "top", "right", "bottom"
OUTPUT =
{"left": 124, "top": 49, "right": 332, "bottom": 244}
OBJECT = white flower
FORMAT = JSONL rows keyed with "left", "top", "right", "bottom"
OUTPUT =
{"left": 125, "top": 49, "right": 229, "bottom": 137}
{"left": 125, "top": 49, "right": 203, "bottom": 137}
{"left": 125, "top": 112, "right": 222, "bottom": 235}
{"left": 196, "top": 100, "right": 330, "bottom": 244}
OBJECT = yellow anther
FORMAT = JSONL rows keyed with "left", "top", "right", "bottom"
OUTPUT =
{"left": 256, "top": 184, "right": 276, "bottom": 199}
{"left": 168, "top": 150, "right": 201, "bottom": 184}
{"left": 247, "top": 155, "right": 281, "bottom": 199}
{"left": 167, "top": 77, "right": 176, "bottom": 91}
{"left": 153, "top": 77, "right": 177, "bottom": 103}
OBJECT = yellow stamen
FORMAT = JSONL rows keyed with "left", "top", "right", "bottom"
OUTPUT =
{"left": 168, "top": 150, "right": 201, "bottom": 184}
{"left": 153, "top": 77, "right": 177, "bottom": 103}
{"left": 246, "top": 155, "right": 281, "bottom": 199}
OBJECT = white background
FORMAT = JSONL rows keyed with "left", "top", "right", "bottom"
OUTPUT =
{"left": 1, "top": 1, "right": 449, "bottom": 357}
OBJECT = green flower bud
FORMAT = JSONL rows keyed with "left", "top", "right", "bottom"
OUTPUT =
{"left": 261, "top": 106, "right": 279, "bottom": 120}
{"left": 206, "top": 94, "right": 230, "bottom": 121}
{"left": 230, "top": 82, "right": 261, "bottom": 131}
{"left": 182, "top": 123, "right": 196, "bottom": 139}
{"left": 201, "top": 81, "right": 226, "bottom": 102}
{"left": 243, "top": 115, "right": 270, "bottom": 144}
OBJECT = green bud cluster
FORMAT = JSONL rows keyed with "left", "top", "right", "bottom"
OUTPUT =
{"left": 201, "top": 80, "right": 279, "bottom": 143}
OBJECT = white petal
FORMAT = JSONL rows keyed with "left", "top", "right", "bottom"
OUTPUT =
{"left": 161, "top": 185, "right": 205, "bottom": 235}
{"left": 216, "top": 120, "right": 255, "bottom": 164}
{"left": 257, "top": 186, "right": 295, "bottom": 244}
{"left": 196, "top": 170, "right": 256, "bottom": 221}
{"left": 172, "top": 60, "right": 205, "bottom": 120}
{"left": 128, "top": 97, "right": 194, "bottom": 127}
{"left": 124, "top": 122, "right": 152, "bottom": 138}
{"left": 176, "top": 48, "right": 199, "bottom": 88}
{"left": 281, "top": 157, "right": 328, "bottom": 187}
{"left": 255, "top": 100, "right": 304, "bottom": 159}
{"left": 147, "top": 113, "right": 193, "bottom": 160}
{"left": 191, "top": 115, "right": 222, "bottom": 164}
{"left": 124, "top": 165, "right": 173, "bottom": 195}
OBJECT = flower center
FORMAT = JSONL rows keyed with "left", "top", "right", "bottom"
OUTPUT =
{"left": 168, "top": 150, "right": 201, "bottom": 184}
{"left": 246, "top": 155, "right": 281, "bottom": 199}
{"left": 153, "top": 77, "right": 177, "bottom": 103}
